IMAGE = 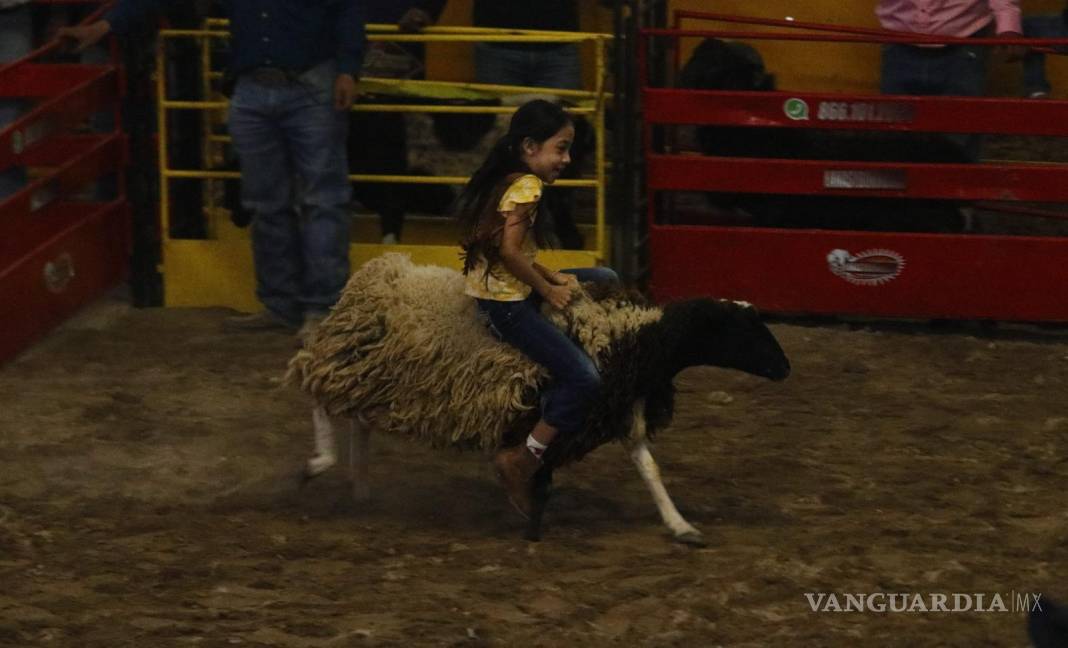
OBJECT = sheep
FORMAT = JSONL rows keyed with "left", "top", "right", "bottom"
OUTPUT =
{"left": 676, "top": 38, "right": 970, "bottom": 232}
{"left": 286, "top": 253, "right": 790, "bottom": 544}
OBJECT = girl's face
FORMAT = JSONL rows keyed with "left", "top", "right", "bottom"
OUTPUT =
{"left": 520, "top": 123, "right": 575, "bottom": 184}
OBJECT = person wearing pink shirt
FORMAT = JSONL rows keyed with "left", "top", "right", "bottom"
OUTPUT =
{"left": 876, "top": 0, "right": 1023, "bottom": 159}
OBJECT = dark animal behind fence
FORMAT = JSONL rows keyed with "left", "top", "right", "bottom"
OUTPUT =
{"left": 677, "top": 38, "right": 970, "bottom": 232}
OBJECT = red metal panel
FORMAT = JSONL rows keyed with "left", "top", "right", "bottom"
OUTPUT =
{"left": 647, "top": 155, "right": 1068, "bottom": 202}
{"left": 0, "top": 63, "right": 109, "bottom": 99}
{"left": 0, "top": 133, "right": 126, "bottom": 221}
{"left": 641, "top": 19, "right": 1068, "bottom": 322}
{"left": 0, "top": 201, "right": 130, "bottom": 364}
{"left": 0, "top": 65, "right": 117, "bottom": 172}
{"left": 643, "top": 88, "right": 1068, "bottom": 136}
{"left": 648, "top": 225, "right": 1068, "bottom": 321}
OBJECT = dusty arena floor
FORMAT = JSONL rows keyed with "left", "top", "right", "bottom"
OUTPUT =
{"left": 2, "top": 294, "right": 1068, "bottom": 647}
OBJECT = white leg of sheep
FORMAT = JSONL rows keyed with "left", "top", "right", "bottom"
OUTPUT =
{"left": 307, "top": 406, "right": 338, "bottom": 476}
{"left": 304, "top": 407, "right": 372, "bottom": 502}
{"left": 626, "top": 402, "right": 706, "bottom": 547}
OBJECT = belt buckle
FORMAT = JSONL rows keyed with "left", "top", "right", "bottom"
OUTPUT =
{"left": 251, "top": 67, "right": 289, "bottom": 85}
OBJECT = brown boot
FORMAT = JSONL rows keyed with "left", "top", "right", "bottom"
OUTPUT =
{"left": 492, "top": 445, "right": 542, "bottom": 520}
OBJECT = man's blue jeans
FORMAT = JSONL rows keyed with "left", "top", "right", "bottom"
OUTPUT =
{"left": 880, "top": 41, "right": 989, "bottom": 161}
{"left": 0, "top": 6, "right": 32, "bottom": 199}
{"left": 476, "top": 266, "right": 619, "bottom": 435}
{"left": 228, "top": 61, "right": 352, "bottom": 324}
{"left": 1023, "top": 15, "right": 1067, "bottom": 96}
{"left": 474, "top": 43, "right": 582, "bottom": 90}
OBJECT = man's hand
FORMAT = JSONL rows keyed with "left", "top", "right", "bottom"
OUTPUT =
{"left": 57, "top": 21, "right": 111, "bottom": 53}
{"left": 398, "top": 8, "right": 432, "bottom": 33}
{"left": 334, "top": 73, "right": 358, "bottom": 111}
{"left": 996, "top": 31, "right": 1026, "bottom": 62}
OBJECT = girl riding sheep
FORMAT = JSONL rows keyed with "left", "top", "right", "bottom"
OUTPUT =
{"left": 456, "top": 99, "right": 617, "bottom": 518}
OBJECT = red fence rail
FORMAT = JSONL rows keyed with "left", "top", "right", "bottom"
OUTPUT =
{"left": 643, "top": 12, "right": 1068, "bottom": 321}
{"left": 0, "top": 1, "right": 130, "bottom": 363}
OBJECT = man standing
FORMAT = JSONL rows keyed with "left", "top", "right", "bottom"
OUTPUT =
{"left": 61, "top": 1, "right": 365, "bottom": 339}
{"left": 472, "top": 0, "right": 582, "bottom": 91}
{"left": 876, "top": 0, "right": 1022, "bottom": 159}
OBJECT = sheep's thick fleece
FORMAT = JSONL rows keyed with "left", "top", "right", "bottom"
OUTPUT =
{"left": 286, "top": 253, "right": 660, "bottom": 451}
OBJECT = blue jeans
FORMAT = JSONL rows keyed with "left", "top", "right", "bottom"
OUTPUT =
{"left": 880, "top": 41, "right": 989, "bottom": 161}
{"left": 0, "top": 6, "right": 32, "bottom": 199}
{"left": 474, "top": 43, "right": 582, "bottom": 90}
{"left": 1023, "top": 15, "right": 1067, "bottom": 96}
{"left": 476, "top": 266, "right": 619, "bottom": 434}
{"left": 228, "top": 61, "right": 352, "bottom": 323}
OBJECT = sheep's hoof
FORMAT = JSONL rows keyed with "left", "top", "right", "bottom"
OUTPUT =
{"left": 306, "top": 454, "right": 336, "bottom": 476}
{"left": 673, "top": 530, "right": 708, "bottom": 547}
{"left": 298, "top": 454, "right": 336, "bottom": 489}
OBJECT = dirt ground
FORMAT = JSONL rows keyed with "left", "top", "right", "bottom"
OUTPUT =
{"left": 3, "top": 294, "right": 1068, "bottom": 647}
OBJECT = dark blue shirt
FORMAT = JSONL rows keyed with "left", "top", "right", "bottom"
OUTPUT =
{"left": 105, "top": 0, "right": 366, "bottom": 77}
{"left": 362, "top": 0, "right": 445, "bottom": 25}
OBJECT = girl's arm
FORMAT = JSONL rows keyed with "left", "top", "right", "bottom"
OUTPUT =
{"left": 499, "top": 205, "right": 573, "bottom": 309}
{"left": 533, "top": 263, "right": 575, "bottom": 287}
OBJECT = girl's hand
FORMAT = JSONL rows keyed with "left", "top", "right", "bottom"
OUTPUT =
{"left": 550, "top": 272, "right": 578, "bottom": 287}
{"left": 542, "top": 284, "right": 573, "bottom": 310}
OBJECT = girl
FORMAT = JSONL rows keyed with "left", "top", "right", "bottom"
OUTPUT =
{"left": 457, "top": 99, "right": 617, "bottom": 519}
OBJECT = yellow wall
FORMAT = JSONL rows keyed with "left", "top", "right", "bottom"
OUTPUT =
{"left": 428, "top": 0, "right": 1068, "bottom": 97}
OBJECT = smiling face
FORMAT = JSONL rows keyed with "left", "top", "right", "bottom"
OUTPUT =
{"left": 519, "top": 123, "right": 574, "bottom": 184}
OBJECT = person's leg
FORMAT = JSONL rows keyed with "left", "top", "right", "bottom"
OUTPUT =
{"left": 1022, "top": 15, "right": 1062, "bottom": 97}
{"left": 522, "top": 45, "right": 586, "bottom": 247}
{"left": 560, "top": 266, "right": 619, "bottom": 285}
{"left": 481, "top": 298, "right": 601, "bottom": 439}
{"left": 940, "top": 42, "right": 990, "bottom": 161}
{"left": 479, "top": 297, "right": 601, "bottom": 516}
{"left": 349, "top": 110, "right": 407, "bottom": 242}
{"left": 528, "top": 44, "right": 583, "bottom": 90}
{"left": 0, "top": 6, "right": 33, "bottom": 199}
{"left": 474, "top": 43, "right": 527, "bottom": 86}
{"left": 227, "top": 77, "right": 303, "bottom": 325}
{"left": 879, "top": 43, "right": 930, "bottom": 96}
{"left": 284, "top": 62, "right": 353, "bottom": 318}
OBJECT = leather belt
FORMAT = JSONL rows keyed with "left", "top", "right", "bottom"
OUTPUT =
{"left": 247, "top": 67, "right": 295, "bottom": 86}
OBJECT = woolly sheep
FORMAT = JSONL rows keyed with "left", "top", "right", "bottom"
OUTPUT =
{"left": 286, "top": 253, "right": 790, "bottom": 544}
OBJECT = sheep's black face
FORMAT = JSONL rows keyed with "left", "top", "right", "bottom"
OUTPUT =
{"left": 691, "top": 300, "right": 791, "bottom": 381}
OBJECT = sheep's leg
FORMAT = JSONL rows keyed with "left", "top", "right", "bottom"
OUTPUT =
{"left": 524, "top": 468, "right": 553, "bottom": 542}
{"left": 303, "top": 406, "right": 338, "bottom": 482}
{"left": 349, "top": 416, "right": 371, "bottom": 502}
{"left": 626, "top": 439, "right": 706, "bottom": 547}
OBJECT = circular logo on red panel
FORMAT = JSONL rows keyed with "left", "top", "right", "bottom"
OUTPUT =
{"left": 826, "top": 248, "right": 905, "bottom": 286}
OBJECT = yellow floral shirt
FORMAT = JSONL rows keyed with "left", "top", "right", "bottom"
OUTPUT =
{"left": 464, "top": 174, "right": 543, "bottom": 301}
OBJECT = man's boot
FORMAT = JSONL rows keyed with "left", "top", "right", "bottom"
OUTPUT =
{"left": 492, "top": 444, "right": 542, "bottom": 519}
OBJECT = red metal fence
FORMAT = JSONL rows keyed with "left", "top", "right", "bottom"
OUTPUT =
{"left": 644, "top": 12, "right": 1068, "bottom": 321}
{"left": 0, "top": 1, "right": 129, "bottom": 363}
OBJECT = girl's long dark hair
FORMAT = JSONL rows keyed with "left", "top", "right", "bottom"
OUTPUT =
{"left": 457, "top": 99, "right": 572, "bottom": 275}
